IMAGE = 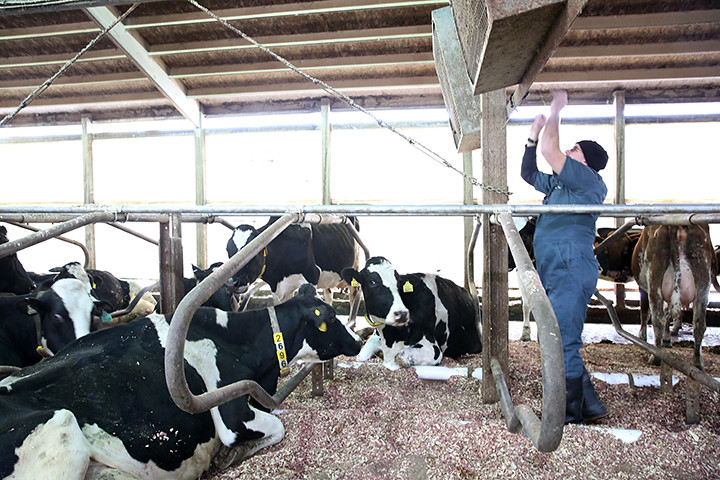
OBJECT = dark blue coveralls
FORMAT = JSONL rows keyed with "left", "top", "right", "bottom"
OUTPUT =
{"left": 521, "top": 146, "right": 607, "bottom": 379}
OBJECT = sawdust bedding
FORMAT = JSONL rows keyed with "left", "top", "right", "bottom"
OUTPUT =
{"left": 202, "top": 341, "right": 720, "bottom": 480}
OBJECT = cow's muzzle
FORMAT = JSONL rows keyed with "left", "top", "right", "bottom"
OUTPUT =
{"left": 392, "top": 310, "right": 409, "bottom": 326}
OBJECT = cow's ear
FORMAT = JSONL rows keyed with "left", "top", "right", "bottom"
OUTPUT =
{"left": 297, "top": 284, "right": 316, "bottom": 298}
{"left": 341, "top": 268, "right": 360, "bottom": 286}
{"left": 192, "top": 264, "right": 200, "bottom": 276}
{"left": 16, "top": 298, "right": 43, "bottom": 316}
{"left": 310, "top": 306, "right": 331, "bottom": 331}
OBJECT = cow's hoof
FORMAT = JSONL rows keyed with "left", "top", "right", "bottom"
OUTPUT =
{"left": 213, "top": 444, "right": 249, "bottom": 470}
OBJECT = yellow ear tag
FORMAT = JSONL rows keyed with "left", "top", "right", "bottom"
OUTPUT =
{"left": 351, "top": 278, "right": 360, "bottom": 287}
{"left": 403, "top": 280, "right": 414, "bottom": 293}
{"left": 314, "top": 309, "right": 321, "bottom": 316}
{"left": 318, "top": 321, "right": 327, "bottom": 332}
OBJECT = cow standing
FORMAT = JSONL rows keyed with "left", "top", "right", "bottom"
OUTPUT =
{"left": 0, "top": 226, "right": 35, "bottom": 295}
{"left": 0, "top": 284, "right": 361, "bottom": 479}
{"left": 227, "top": 216, "right": 359, "bottom": 304}
{"left": 341, "top": 256, "right": 481, "bottom": 370}
{"left": 631, "top": 224, "right": 717, "bottom": 369}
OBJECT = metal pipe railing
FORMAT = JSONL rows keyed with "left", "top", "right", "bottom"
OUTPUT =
{"left": 5, "top": 221, "right": 91, "bottom": 268}
{"left": 2, "top": 203, "right": 720, "bottom": 217}
{"left": 164, "top": 213, "right": 352, "bottom": 414}
{"left": 593, "top": 290, "right": 720, "bottom": 393}
{"left": 492, "top": 213, "right": 566, "bottom": 452}
{"left": 0, "top": 211, "right": 119, "bottom": 259}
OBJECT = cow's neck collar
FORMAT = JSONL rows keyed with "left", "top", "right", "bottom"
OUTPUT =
{"left": 33, "top": 315, "right": 51, "bottom": 359}
{"left": 258, "top": 248, "right": 267, "bottom": 279}
{"left": 268, "top": 306, "right": 290, "bottom": 377}
{"left": 364, "top": 314, "right": 383, "bottom": 327}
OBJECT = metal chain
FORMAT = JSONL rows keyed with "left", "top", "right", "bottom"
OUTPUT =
{"left": 186, "top": 0, "right": 511, "bottom": 198}
{"left": 0, "top": 4, "right": 139, "bottom": 127}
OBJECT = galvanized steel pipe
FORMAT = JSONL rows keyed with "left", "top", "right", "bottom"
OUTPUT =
{"left": 0, "top": 211, "right": 118, "bottom": 259}
{"left": 594, "top": 290, "right": 720, "bottom": 393}
{"left": 492, "top": 212, "right": 566, "bottom": 452}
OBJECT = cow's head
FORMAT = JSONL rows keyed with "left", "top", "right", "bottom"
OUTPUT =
{"left": 286, "top": 284, "right": 361, "bottom": 362}
{"left": 0, "top": 226, "right": 36, "bottom": 294}
{"left": 49, "top": 261, "right": 92, "bottom": 293}
{"left": 15, "top": 278, "right": 95, "bottom": 355}
{"left": 226, "top": 225, "right": 265, "bottom": 291}
{"left": 341, "top": 256, "right": 409, "bottom": 327}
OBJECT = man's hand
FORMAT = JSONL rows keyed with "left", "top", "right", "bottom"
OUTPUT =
{"left": 530, "top": 114, "right": 547, "bottom": 139}
{"left": 550, "top": 90, "right": 568, "bottom": 113}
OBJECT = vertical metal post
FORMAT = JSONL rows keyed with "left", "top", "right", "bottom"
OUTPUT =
{"left": 81, "top": 116, "right": 97, "bottom": 269}
{"left": 195, "top": 114, "right": 208, "bottom": 269}
{"left": 321, "top": 101, "right": 331, "bottom": 205}
{"left": 613, "top": 91, "right": 627, "bottom": 309}
{"left": 159, "top": 214, "right": 184, "bottom": 314}
{"left": 480, "top": 88, "right": 508, "bottom": 404}
{"left": 463, "top": 150, "right": 475, "bottom": 293}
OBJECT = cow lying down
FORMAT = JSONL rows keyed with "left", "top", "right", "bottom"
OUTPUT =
{"left": 0, "top": 284, "right": 361, "bottom": 480}
{"left": 342, "top": 257, "right": 482, "bottom": 370}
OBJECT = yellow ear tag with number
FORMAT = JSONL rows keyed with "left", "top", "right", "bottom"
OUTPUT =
{"left": 403, "top": 281, "right": 414, "bottom": 293}
{"left": 351, "top": 278, "right": 360, "bottom": 287}
{"left": 318, "top": 321, "right": 327, "bottom": 332}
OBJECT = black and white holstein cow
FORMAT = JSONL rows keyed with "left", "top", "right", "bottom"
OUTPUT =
{"left": 183, "top": 262, "right": 238, "bottom": 312}
{"left": 0, "top": 226, "right": 36, "bottom": 295}
{"left": 0, "top": 284, "right": 361, "bottom": 479}
{"left": 631, "top": 224, "right": 718, "bottom": 370}
{"left": 32, "top": 261, "right": 157, "bottom": 326}
{"left": 0, "top": 278, "right": 97, "bottom": 368}
{"left": 227, "top": 216, "right": 359, "bottom": 304}
{"left": 341, "top": 257, "right": 482, "bottom": 370}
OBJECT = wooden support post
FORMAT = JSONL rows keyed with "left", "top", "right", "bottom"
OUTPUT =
{"left": 159, "top": 214, "right": 184, "bottom": 314}
{"left": 321, "top": 101, "right": 331, "bottom": 205}
{"left": 480, "top": 89, "right": 508, "bottom": 404}
{"left": 686, "top": 378, "right": 701, "bottom": 424}
{"left": 195, "top": 115, "right": 208, "bottom": 269}
{"left": 81, "top": 116, "right": 96, "bottom": 269}
{"left": 613, "top": 91, "right": 627, "bottom": 310}
{"left": 311, "top": 364, "right": 324, "bottom": 397}
{"left": 660, "top": 361, "right": 673, "bottom": 394}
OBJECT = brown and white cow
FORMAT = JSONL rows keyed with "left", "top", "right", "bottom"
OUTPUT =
{"left": 631, "top": 224, "right": 718, "bottom": 369}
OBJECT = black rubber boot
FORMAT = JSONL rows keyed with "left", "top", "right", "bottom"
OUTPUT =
{"left": 565, "top": 375, "right": 584, "bottom": 425}
{"left": 582, "top": 369, "right": 608, "bottom": 422}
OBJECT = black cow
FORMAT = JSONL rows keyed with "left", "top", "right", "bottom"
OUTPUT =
{"left": 0, "top": 284, "right": 361, "bottom": 479}
{"left": 184, "top": 262, "right": 237, "bottom": 311}
{"left": 227, "top": 216, "right": 359, "bottom": 304}
{"left": 0, "top": 278, "right": 96, "bottom": 368}
{"left": 341, "top": 256, "right": 481, "bottom": 369}
{"left": 0, "top": 226, "right": 35, "bottom": 295}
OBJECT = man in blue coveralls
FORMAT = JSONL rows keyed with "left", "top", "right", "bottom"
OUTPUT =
{"left": 520, "top": 90, "right": 609, "bottom": 424}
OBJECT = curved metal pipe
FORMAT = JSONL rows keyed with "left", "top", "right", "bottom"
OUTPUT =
{"left": 105, "top": 222, "right": 159, "bottom": 246}
{"left": 166, "top": 213, "right": 350, "bottom": 414}
{"left": 594, "top": 290, "right": 720, "bottom": 393}
{"left": 592, "top": 219, "right": 637, "bottom": 255}
{"left": 5, "top": 221, "right": 91, "bottom": 268}
{"left": 493, "top": 212, "right": 566, "bottom": 452}
{"left": 110, "top": 281, "right": 159, "bottom": 319}
{"left": 0, "top": 211, "right": 118, "bottom": 259}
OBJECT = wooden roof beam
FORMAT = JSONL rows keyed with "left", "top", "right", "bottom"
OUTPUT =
{"left": 84, "top": 5, "right": 201, "bottom": 127}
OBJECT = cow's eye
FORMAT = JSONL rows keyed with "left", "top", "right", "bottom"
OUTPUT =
{"left": 368, "top": 279, "right": 377, "bottom": 287}
{"left": 53, "top": 313, "right": 65, "bottom": 322}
